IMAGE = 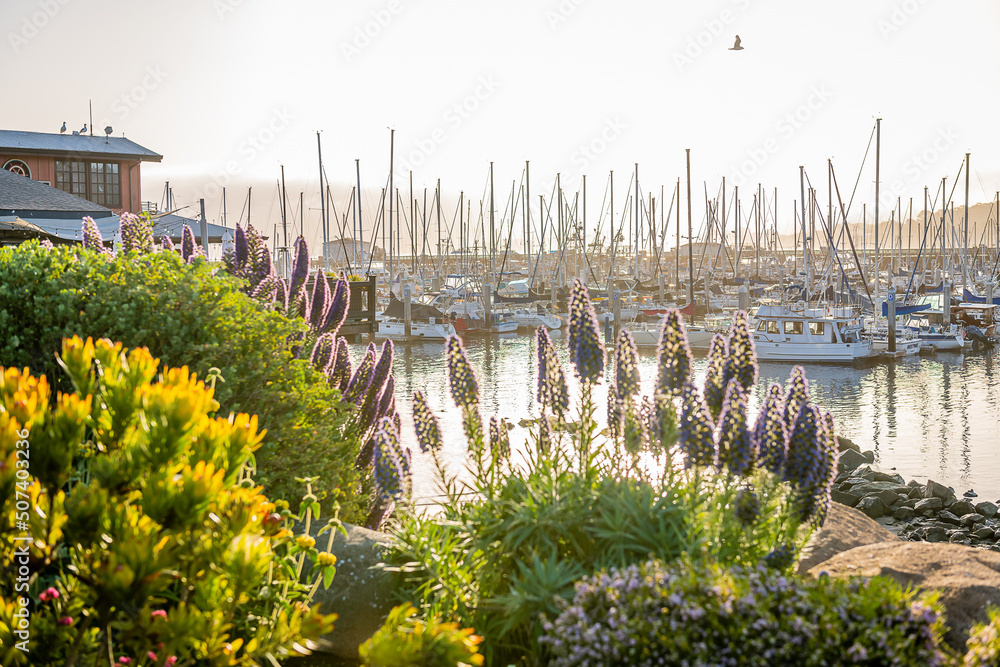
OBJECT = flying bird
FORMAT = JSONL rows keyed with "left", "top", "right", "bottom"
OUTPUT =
{"left": 59, "top": 121, "right": 67, "bottom": 133}
{"left": 729, "top": 35, "right": 744, "bottom": 50}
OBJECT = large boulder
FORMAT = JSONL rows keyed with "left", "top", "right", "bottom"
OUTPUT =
{"left": 807, "top": 542, "right": 1000, "bottom": 649}
{"left": 306, "top": 522, "right": 395, "bottom": 661}
{"left": 796, "top": 502, "right": 898, "bottom": 574}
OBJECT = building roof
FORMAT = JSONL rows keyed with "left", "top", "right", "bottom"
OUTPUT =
{"left": 151, "top": 213, "right": 232, "bottom": 244}
{"left": 0, "top": 129, "right": 162, "bottom": 162}
{"left": 0, "top": 168, "right": 111, "bottom": 216}
{"left": 0, "top": 214, "right": 119, "bottom": 243}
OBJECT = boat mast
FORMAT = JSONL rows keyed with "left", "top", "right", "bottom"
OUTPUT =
{"left": 355, "top": 159, "right": 364, "bottom": 270}
{"left": 635, "top": 163, "right": 640, "bottom": 280}
{"left": 317, "top": 132, "right": 327, "bottom": 270}
{"left": 388, "top": 129, "right": 394, "bottom": 289}
{"left": 686, "top": 149, "right": 694, "bottom": 309}
{"left": 964, "top": 152, "right": 970, "bottom": 289}
{"left": 874, "top": 117, "right": 881, "bottom": 311}
{"left": 800, "top": 165, "right": 808, "bottom": 302}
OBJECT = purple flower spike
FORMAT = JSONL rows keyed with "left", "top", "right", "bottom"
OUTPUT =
{"left": 703, "top": 333, "right": 728, "bottom": 419}
{"left": 119, "top": 212, "right": 153, "bottom": 253}
{"left": 323, "top": 275, "right": 350, "bottom": 334}
{"left": 287, "top": 235, "right": 310, "bottom": 307}
{"left": 181, "top": 224, "right": 197, "bottom": 262}
{"left": 784, "top": 404, "right": 827, "bottom": 525}
{"left": 677, "top": 382, "right": 717, "bottom": 469}
{"left": 250, "top": 274, "right": 282, "bottom": 304}
{"left": 536, "top": 327, "right": 569, "bottom": 417}
{"left": 330, "top": 337, "right": 352, "bottom": 390}
{"left": 310, "top": 270, "right": 331, "bottom": 331}
{"left": 342, "top": 343, "right": 376, "bottom": 404}
{"left": 359, "top": 341, "right": 394, "bottom": 427}
{"left": 783, "top": 366, "right": 810, "bottom": 433}
{"left": 40, "top": 238, "right": 54, "bottom": 250}
{"left": 273, "top": 277, "right": 289, "bottom": 311}
{"left": 376, "top": 376, "right": 395, "bottom": 421}
{"left": 614, "top": 329, "right": 640, "bottom": 401}
{"left": 734, "top": 485, "right": 761, "bottom": 526}
{"left": 412, "top": 391, "right": 443, "bottom": 453}
{"left": 161, "top": 235, "right": 175, "bottom": 251}
{"left": 566, "top": 279, "right": 605, "bottom": 384}
{"left": 369, "top": 340, "right": 394, "bottom": 396}
{"left": 715, "top": 379, "right": 757, "bottom": 477}
{"left": 489, "top": 416, "right": 510, "bottom": 460}
{"left": 656, "top": 309, "right": 692, "bottom": 397}
{"left": 445, "top": 336, "right": 479, "bottom": 409}
{"left": 373, "top": 422, "right": 404, "bottom": 501}
{"left": 235, "top": 223, "right": 248, "bottom": 268}
{"left": 82, "top": 217, "right": 105, "bottom": 253}
{"left": 754, "top": 383, "right": 788, "bottom": 474}
{"left": 722, "top": 310, "right": 758, "bottom": 393}
{"left": 607, "top": 382, "right": 623, "bottom": 440}
{"left": 310, "top": 333, "right": 336, "bottom": 373}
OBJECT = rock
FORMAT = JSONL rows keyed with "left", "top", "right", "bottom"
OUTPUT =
{"left": 837, "top": 435, "right": 860, "bottom": 453}
{"left": 950, "top": 500, "right": 977, "bottom": 516}
{"left": 796, "top": 502, "right": 898, "bottom": 574}
{"left": 937, "top": 510, "right": 963, "bottom": 526}
{"left": 924, "top": 526, "right": 949, "bottom": 542}
{"left": 870, "top": 470, "right": 903, "bottom": 484}
{"left": 976, "top": 501, "right": 998, "bottom": 519}
{"left": 901, "top": 498, "right": 920, "bottom": 509}
{"left": 808, "top": 542, "right": 1000, "bottom": 649}
{"left": 851, "top": 481, "right": 911, "bottom": 496}
{"left": 837, "top": 448, "right": 868, "bottom": 472}
{"left": 856, "top": 496, "right": 888, "bottom": 519}
{"left": 907, "top": 479, "right": 923, "bottom": 488}
{"left": 914, "top": 497, "right": 944, "bottom": 513}
{"left": 974, "top": 526, "right": 996, "bottom": 540}
{"left": 307, "top": 522, "right": 395, "bottom": 661}
{"left": 831, "top": 488, "right": 863, "bottom": 508}
{"left": 893, "top": 506, "right": 916, "bottom": 521}
{"left": 860, "top": 450, "right": 876, "bottom": 464}
{"left": 908, "top": 485, "right": 926, "bottom": 499}
{"left": 961, "top": 513, "right": 986, "bottom": 528}
{"left": 872, "top": 489, "right": 902, "bottom": 507}
{"left": 965, "top": 489, "right": 978, "bottom": 498}
{"left": 924, "top": 479, "right": 957, "bottom": 502}
{"left": 949, "top": 532, "right": 972, "bottom": 545}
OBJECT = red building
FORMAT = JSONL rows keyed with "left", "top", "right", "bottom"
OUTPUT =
{"left": 0, "top": 129, "right": 161, "bottom": 215}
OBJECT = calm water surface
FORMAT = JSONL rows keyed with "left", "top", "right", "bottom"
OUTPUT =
{"left": 354, "top": 333, "right": 1000, "bottom": 504}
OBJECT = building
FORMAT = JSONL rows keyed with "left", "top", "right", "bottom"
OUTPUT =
{"left": 0, "top": 167, "right": 116, "bottom": 246}
{"left": 0, "top": 128, "right": 162, "bottom": 215}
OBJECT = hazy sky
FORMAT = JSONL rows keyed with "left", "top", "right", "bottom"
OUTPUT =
{"left": 4, "top": 0, "right": 999, "bottom": 250}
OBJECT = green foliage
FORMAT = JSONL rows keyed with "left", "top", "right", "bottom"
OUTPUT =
{"left": 0, "top": 337, "right": 341, "bottom": 666}
{"left": 963, "top": 606, "right": 1000, "bottom": 666}
{"left": 540, "top": 558, "right": 953, "bottom": 666}
{"left": 0, "top": 241, "right": 371, "bottom": 520}
{"left": 359, "top": 603, "right": 484, "bottom": 667}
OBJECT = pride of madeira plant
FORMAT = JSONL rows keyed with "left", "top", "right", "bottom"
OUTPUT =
{"left": 382, "top": 279, "right": 841, "bottom": 665}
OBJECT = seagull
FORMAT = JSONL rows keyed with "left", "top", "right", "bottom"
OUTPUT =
{"left": 60, "top": 121, "right": 67, "bottom": 133}
{"left": 80, "top": 123, "right": 88, "bottom": 134}
{"left": 729, "top": 35, "right": 744, "bottom": 50}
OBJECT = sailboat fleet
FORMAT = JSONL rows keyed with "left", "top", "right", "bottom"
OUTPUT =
{"left": 286, "top": 122, "right": 998, "bottom": 358}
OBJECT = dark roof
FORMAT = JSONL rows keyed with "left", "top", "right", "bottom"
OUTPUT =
{"left": 0, "top": 214, "right": 118, "bottom": 243}
{"left": 0, "top": 168, "right": 111, "bottom": 215}
{"left": 0, "top": 130, "right": 162, "bottom": 162}
{"left": 151, "top": 213, "right": 232, "bottom": 244}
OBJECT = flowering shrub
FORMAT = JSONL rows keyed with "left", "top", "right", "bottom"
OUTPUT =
{"left": 963, "top": 606, "right": 1000, "bottom": 666}
{"left": 0, "top": 337, "right": 340, "bottom": 666}
{"left": 359, "top": 603, "right": 484, "bottom": 667}
{"left": 384, "top": 281, "right": 840, "bottom": 664}
{"left": 0, "top": 232, "right": 394, "bottom": 523}
{"left": 540, "top": 559, "right": 952, "bottom": 667}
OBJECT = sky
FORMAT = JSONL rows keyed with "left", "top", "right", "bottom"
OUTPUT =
{"left": 3, "top": 0, "right": 1000, "bottom": 253}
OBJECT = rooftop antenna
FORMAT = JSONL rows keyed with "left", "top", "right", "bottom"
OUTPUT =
{"left": 104, "top": 125, "right": 113, "bottom": 143}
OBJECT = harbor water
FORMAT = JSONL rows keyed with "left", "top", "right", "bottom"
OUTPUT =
{"left": 355, "top": 332, "right": 1000, "bottom": 505}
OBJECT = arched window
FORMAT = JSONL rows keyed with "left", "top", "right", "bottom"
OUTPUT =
{"left": 2, "top": 159, "right": 30, "bottom": 178}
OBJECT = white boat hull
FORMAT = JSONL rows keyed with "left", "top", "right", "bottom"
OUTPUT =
{"left": 377, "top": 318, "right": 455, "bottom": 340}
{"left": 753, "top": 338, "right": 874, "bottom": 362}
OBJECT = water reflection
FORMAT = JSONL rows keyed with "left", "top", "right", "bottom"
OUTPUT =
{"left": 354, "top": 337, "right": 1000, "bottom": 503}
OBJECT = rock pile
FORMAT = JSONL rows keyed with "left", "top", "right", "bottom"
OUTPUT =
{"left": 834, "top": 437, "right": 1000, "bottom": 550}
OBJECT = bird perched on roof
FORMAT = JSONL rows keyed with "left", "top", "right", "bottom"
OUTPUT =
{"left": 729, "top": 35, "right": 744, "bottom": 50}
{"left": 80, "top": 123, "right": 88, "bottom": 134}
{"left": 60, "top": 121, "right": 67, "bottom": 133}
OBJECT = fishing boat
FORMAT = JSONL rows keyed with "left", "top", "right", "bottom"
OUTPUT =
{"left": 503, "top": 306, "right": 562, "bottom": 331}
{"left": 376, "top": 296, "right": 456, "bottom": 340}
{"left": 751, "top": 304, "right": 873, "bottom": 363}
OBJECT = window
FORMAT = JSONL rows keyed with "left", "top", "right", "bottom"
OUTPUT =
{"left": 766, "top": 320, "right": 780, "bottom": 334}
{"left": 809, "top": 321, "right": 825, "bottom": 336}
{"left": 55, "top": 160, "right": 120, "bottom": 207}
{"left": 784, "top": 321, "right": 803, "bottom": 335}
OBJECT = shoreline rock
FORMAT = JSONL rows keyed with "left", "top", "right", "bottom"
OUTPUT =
{"left": 834, "top": 440, "right": 1000, "bottom": 552}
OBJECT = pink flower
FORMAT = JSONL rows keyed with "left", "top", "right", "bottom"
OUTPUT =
{"left": 151, "top": 609, "right": 167, "bottom": 621}
{"left": 147, "top": 651, "right": 157, "bottom": 662}
{"left": 39, "top": 587, "right": 60, "bottom": 602}
{"left": 57, "top": 616, "right": 73, "bottom": 626}
{"left": 165, "top": 657, "right": 177, "bottom": 666}
{"left": 117, "top": 658, "right": 131, "bottom": 665}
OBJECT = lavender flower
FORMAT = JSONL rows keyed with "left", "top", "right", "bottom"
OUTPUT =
{"left": 734, "top": 486, "right": 761, "bottom": 526}
{"left": 119, "top": 212, "right": 153, "bottom": 253}
{"left": 373, "top": 424, "right": 404, "bottom": 501}
{"left": 310, "top": 270, "right": 331, "bottom": 331}
{"left": 161, "top": 235, "right": 175, "bottom": 251}
{"left": 716, "top": 379, "right": 757, "bottom": 477}
{"left": 490, "top": 416, "right": 510, "bottom": 461}
{"left": 287, "top": 235, "right": 309, "bottom": 311}
{"left": 82, "top": 217, "right": 105, "bottom": 253}
{"left": 614, "top": 329, "right": 640, "bottom": 401}
{"left": 809, "top": 411, "right": 839, "bottom": 527}
{"left": 783, "top": 366, "right": 810, "bottom": 433}
{"left": 566, "top": 279, "right": 605, "bottom": 384}
{"left": 310, "top": 333, "right": 336, "bottom": 373}
{"left": 722, "top": 310, "right": 758, "bottom": 393}
{"left": 677, "top": 382, "right": 717, "bottom": 468}
{"left": 342, "top": 343, "right": 376, "bottom": 404}
{"left": 754, "top": 383, "right": 789, "bottom": 475}
{"left": 656, "top": 309, "right": 692, "bottom": 397}
{"left": 358, "top": 341, "right": 394, "bottom": 427}
{"left": 329, "top": 337, "right": 352, "bottom": 390}
{"left": 376, "top": 377, "right": 395, "bottom": 422}
{"left": 235, "top": 223, "right": 249, "bottom": 269}
{"left": 181, "top": 224, "right": 197, "bottom": 262}
{"left": 273, "top": 277, "right": 288, "bottom": 312}
{"left": 250, "top": 274, "right": 283, "bottom": 305}
{"left": 445, "top": 336, "right": 479, "bottom": 409}
{"left": 536, "top": 327, "right": 569, "bottom": 417}
{"left": 784, "top": 403, "right": 833, "bottom": 526}
{"left": 322, "top": 275, "right": 350, "bottom": 334}
{"left": 412, "top": 390, "right": 443, "bottom": 453}
{"left": 703, "top": 333, "right": 728, "bottom": 419}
